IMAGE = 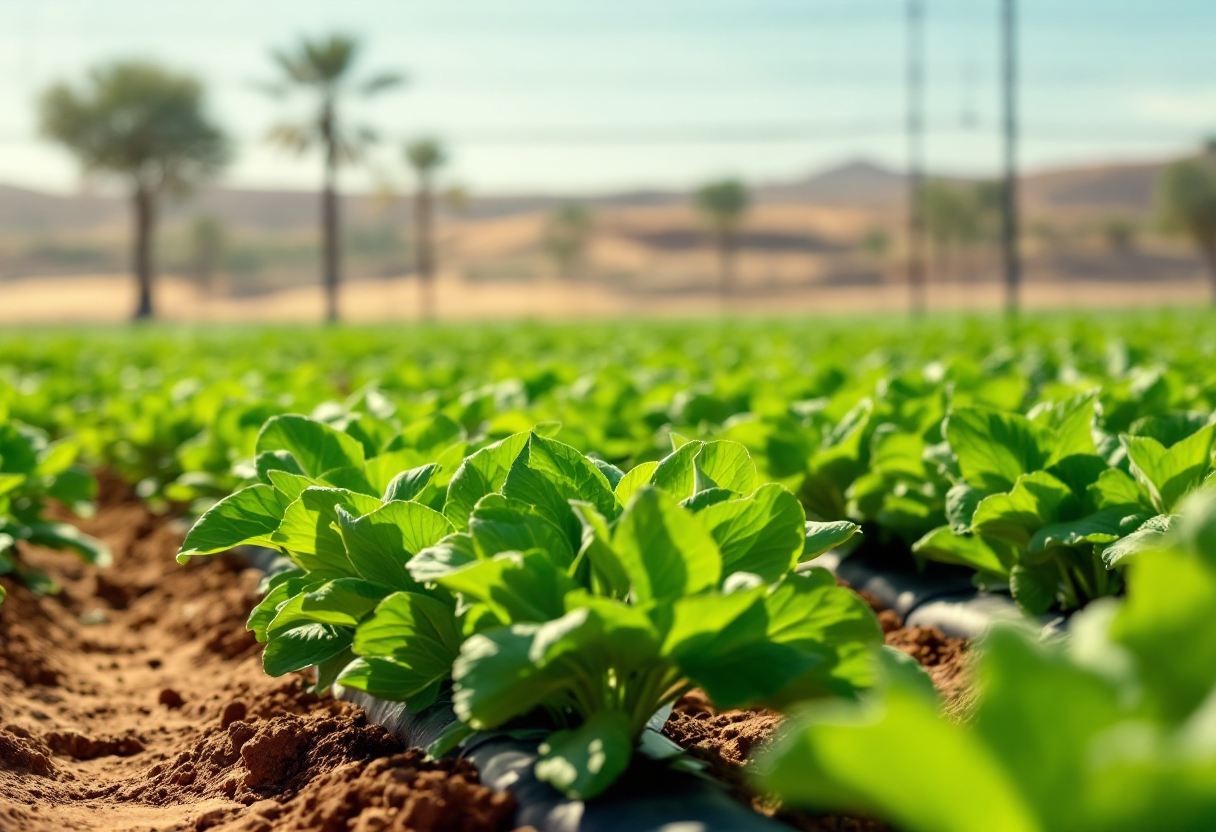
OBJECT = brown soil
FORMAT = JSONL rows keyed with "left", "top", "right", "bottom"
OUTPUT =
{"left": 0, "top": 481, "right": 522, "bottom": 832}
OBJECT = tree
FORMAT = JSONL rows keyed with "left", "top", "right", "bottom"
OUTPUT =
{"left": 186, "top": 214, "right": 226, "bottom": 296}
{"left": 40, "top": 61, "right": 229, "bottom": 320}
{"left": 1100, "top": 216, "right": 1137, "bottom": 254}
{"left": 262, "top": 34, "right": 404, "bottom": 323}
{"left": 542, "top": 202, "right": 592, "bottom": 281}
{"left": 1159, "top": 148, "right": 1216, "bottom": 303}
{"left": 695, "top": 179, "right": 749, "bottom": 300}
{"left": 404, "top": 138, "right": 447, "bottom": 320}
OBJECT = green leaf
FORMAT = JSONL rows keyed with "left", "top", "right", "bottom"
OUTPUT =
{"left": 408, "top": 532, "right": 478, "bottom": 583}
{"left": 35, "top": 438, "right": 80, "bottom": 479}
{"left": 0, "top": 423, "right": 40, "bottom": 475}
{"left": 1112, "top": 547, "right": 1216, "bottom": 722}
{"left": 26, "top": 522, "right": 112, "bottom": 567}
{"left": 1101, "top": 519, "right": 1170, "bottom": 568}
{"left": 1038, "top": 390, "right": 1099, "bottom": 465}
{"left": 612, "top": 485, "right": 721, "bottom": 604}
{"left": 946, "top": 407, "right": 1052, "bottom": 492}
{"left": 262, "top": 623, "right": 353, "bottom": 677}
{"left": 177, "top": 484, "right": 288, "bottom": 561}
{"left": 945, "top": 484, "right": 988, "bottom": 534}
{"left": 650, "top": 440, "right": 704, "bottom": 500}
{"left": 501, "top": 434, "right": 617, "bottom": 550}
{"left": 255, "top": 450, "right": 306, "bottom": 484}
{"left": 435, "top": 550, "right": 577, "bottom": 624}
{"left": 383, "top": 463, "right": 439, "bottom": 502}
{"left": 272, "top": 487, "right": 383, "bottom": 575}
{"left": 267, "top": 469, "right": 315, "bottom": 502}
{"left": 1029, "top": 507, "right": 1150, "bottom": 554}
{"left": 912, "top": 526, "right": 1013, "bottom": 576}
{"left": 336, "top": 500, "right": 453, "bottom": 590}
{"left": 452, "top": 624, "right": 568, "bottom": 729}
{"left": 614, "top": 461, "right": 658, "bottom": 507}
{"left": 336, "top": 657, "right": 444, "bottom": 709}
{"left": 758, "top": 678, "right": 1038, "bottom": 832}
{"left": 248, "top": 579, "right": 299, "bottom": 642}
{"left": 397, "top": 412, "right": 465, "bottom": 454}
{"left": 535, "top": 710, "right": 634, "bottom": 800}
{"left": 1087, "top": 468, "right": 1150, "bottom": 511}
{"left": 444, "top": 432, "right": 530, "bottom": 531}
{"left": 971, "top": 472, "right": 1074, "bottom": 549}
{"left": 468, "top": 494, "right": 574, "bottom": 566}
{"left": 591, "top": 458, "right": 625, "bottom": 490}
{"left": 256, "top": 414, "right": 366, "bottom": 479}
{"left": 667, "top": 572, "right": 880, "bottom": 708}
{"left": 46, "top": 466, "right": 97, "bottom": 514}
{"left": 680, "top": 487, "right": 736, "bottom": 512}
{"left": 697, "top": 484, "right": 806, "bottom": 582}
{"left": 1122, "top": 423, "right": 1216, "bottom": 513}
{"left": 0, "top": 473, "right": 26, "bottom": 499}
{"left": 319, "top": 466, "right": 379, "bottom": 496}
{"left": 1129, "top": 411, "right": 1213, "bottom": 448}
{"left": 974, "top": 627, "right": 1124, "bottom": 830}
{"left": 312, "top": 648, "right": 356, "bottom": 695}
{"left": 300, "top": 578, "right": 391, "bottom": 627}
{"left": 804, "top": 520, "right": 863, "bottom": 561}
{"left": 538, "top": 597, "right": 662, "bottom": 674}
{"left": 693, "top": 440, "right": 758, "bottom": 494}
{"left": 570, "top": 501, "right": 631, "bottom": 599}
{"left": 1010, "top": 562, "right": 1059, "bottom": 616}
{"left": 353, "top": 591, "right": 461, "bottom": 661}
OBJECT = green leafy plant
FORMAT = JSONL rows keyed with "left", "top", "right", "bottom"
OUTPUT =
{"left": 0, "top": 418, "right": 108, "bottom": 602}
{"left": 349, "top": 432, "right": 880, "bottom": 798}
{"left": 759, "top": 488, "right": 1216, "bottom": 832}
{"left": 176, "top": 412, "right": 468, "bottom": 686}
{"left": 912, "top": 397, "right": 1214, "bottom": 613}
{"left": 177, "top": 417, "right": 882, "bottom": 799}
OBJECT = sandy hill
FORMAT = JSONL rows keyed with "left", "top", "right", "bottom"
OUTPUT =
{"left": 0, "top": 157, "right": 1172, "bottom": 236}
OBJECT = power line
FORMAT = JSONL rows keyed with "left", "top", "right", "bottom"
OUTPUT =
{"left": 907, "top": 0, "right": 927, "bottom": 316}
{"left": 1001, "top": 0, "right": 1021, "bottom": 315}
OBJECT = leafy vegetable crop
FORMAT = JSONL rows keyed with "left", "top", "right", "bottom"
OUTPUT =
{"left": 178, "top": 415, "right": 881, "bottom": 798}
{"left": 0, "top": 414, "right": 108, "bottom": 603}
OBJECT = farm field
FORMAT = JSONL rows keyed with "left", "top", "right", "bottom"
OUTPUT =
{"left": 2, "top": 314, "right": 1216, "bottom": 832}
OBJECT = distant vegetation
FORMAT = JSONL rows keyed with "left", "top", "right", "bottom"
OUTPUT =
{"left": 39, "top": 61, "right": 230, "bottom": 319}
{"left": 262, "top": 33, "right": 404, "bottom": 322}
{"left": 1158, "top": 146, "right": 1216, "bottom": 302}
{"left": 695, "top": 179, "right": 750, "bottom": 300}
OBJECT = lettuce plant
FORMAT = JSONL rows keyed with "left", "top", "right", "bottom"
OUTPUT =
{"left": 911, "top": 396, "right": 1214, "bottom": 613}
{"left": 758, "top": 489, "right": 1216, "bottom": 832}
{"left": 348, "top": 432, "right": 879, "bottom": 798}
{"left": 176, "top": 412, "right": 470, "bottom": 688}
{"left": 179, "top": 416, "right": 882, "bottom": 799}
{"left": 0, "top": 419, "right": 108, "bottom": 603}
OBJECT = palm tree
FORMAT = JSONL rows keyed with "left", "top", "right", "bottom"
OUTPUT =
{"left": 695, "top": 179, "right": 749, "bottom": 301}
{"left": 39, "top": 61, "right": 229, "bottom": 320}
{"left": 262, "top": 34, "right": 404, "bottom": 323}
{"left": 1158, "top": 147, "right": 1216, "bottom": 303}
{"left": 542, "top": 202, "right": 593, "bottom": 281}
{"left": 405, "top": 138, "right": 447, "bottom": 320}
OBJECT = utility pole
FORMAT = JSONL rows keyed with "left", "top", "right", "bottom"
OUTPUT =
{"left": 906, "top": 0, "right": 927, "bottom": 315}
{"left": 1000, "top": 0, "right": 1021, "bottom": 315}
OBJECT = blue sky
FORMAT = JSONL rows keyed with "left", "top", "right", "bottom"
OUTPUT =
{"left": 0, "top": 0, "right": 1213, "bottom": 195}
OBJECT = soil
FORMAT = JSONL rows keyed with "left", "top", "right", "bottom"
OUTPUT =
{"left": 660, "top": 586, "right": 972, "bottom": 832}
{"left": 0, "top": 478, "right": 523, "bottom": 832}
